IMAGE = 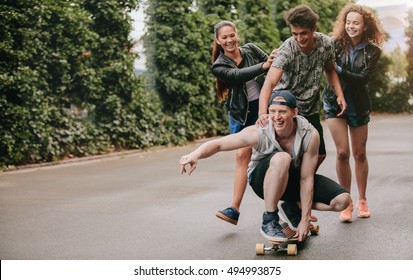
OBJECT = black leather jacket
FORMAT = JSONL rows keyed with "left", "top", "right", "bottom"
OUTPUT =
{"left": 323, "top": 41, "right": 381, "bottom": 116}
{"left": 211, "top": 43, "right": 268, "bottom": 125}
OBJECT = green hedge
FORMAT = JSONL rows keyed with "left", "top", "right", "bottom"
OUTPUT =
{"left": 0, "top": 0, "right": 167, "bottom": 169}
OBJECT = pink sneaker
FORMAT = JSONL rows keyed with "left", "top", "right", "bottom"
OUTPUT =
{"left": 358, "top": 199, "right": 371, "bottom": 218}
{"left": 339, "top": 200, "right": 353, "bottom": 223}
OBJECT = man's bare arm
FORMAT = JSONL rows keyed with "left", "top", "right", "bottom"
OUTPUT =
{"left": 180, "top": 126, "right": 258, "bottom": 175}
{"left": 258, "top": 67, "right": 283, "bottom": 125}
{"left": 324, "top": 63, "right": 347, "bottom": 117}
{"left": 297, "top": 129, "right": 319, "bottom": 241}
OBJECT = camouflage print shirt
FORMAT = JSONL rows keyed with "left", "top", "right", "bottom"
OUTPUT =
{"left": 272, "top": 32, "right": 335, "bottom": 116}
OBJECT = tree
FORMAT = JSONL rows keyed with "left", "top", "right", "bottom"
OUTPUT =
{"left": 0, "top": 0, "right": 104, "bottom": 166}
{"left": 0, "top": 0, "right": 159, "bottom": 169}
{"left": 199, "top": 0, "right": 240, "bottom": 22}
{"left": 367, "top": 51, "right": 412, "bottom": 113}
{"left": 239, "top": 0, "right": 280, "bottom": 52}
{"left": 270, "top": 0, "right": 299, "bottom": 42}
{"left": 144, "top": 0, "right": 227, "bottom": 143}
{"left": 81, "top": 0, "right": 144, "bottom": 148}
{"left": 388, "top": 45, "right": 408, "bottom": 80}
{"left": 370, "top": 7, "right": 413, "bottom": 114}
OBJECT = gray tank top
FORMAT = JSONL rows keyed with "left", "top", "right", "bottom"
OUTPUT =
{"left": 247, "top": 115, "right": 314, "bottom": 178}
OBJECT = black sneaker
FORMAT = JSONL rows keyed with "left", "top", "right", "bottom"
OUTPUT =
{"left": 260, "top": 211, "right": 287, "bottom": 242}
{"left": 216, "top": 207, "right": 240, "bottom": 225}
{"left": 278, "top": 201, "right": 301, "bottom": 230}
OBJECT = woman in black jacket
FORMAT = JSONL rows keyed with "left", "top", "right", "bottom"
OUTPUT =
{"left": 322, "top": 4, "right": 385, "bottom": 223}
{"left": 211, "top": 20, "right": 276, "bottom": 225}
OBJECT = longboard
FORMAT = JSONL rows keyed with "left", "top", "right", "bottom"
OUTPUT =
{"left": 255, "top": 224, "right": 319, "bottom": 255}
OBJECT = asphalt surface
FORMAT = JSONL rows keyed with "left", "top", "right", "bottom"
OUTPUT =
{"left": 1, "top": 114, "right": 412, "bottom": 260}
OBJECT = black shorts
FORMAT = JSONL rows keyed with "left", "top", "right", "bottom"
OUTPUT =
{"left": 304, "top": 114, "right": 326, "bottom": 155}
{"left": 248, "top": 153, "right": 347, "bottom": 204}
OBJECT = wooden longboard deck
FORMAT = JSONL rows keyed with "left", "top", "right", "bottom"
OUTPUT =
{"left": 267, "top": 237, "right": 299, "bottom": 246}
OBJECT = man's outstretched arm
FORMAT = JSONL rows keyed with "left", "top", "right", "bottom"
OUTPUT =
{"left": 180, "top": 126, "right": 258, "bottom": 175}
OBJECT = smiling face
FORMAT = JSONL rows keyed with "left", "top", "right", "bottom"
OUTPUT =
{"left": 215, "top": 25, "right": 239, "bottom": 55}
{"left": 345, "top": 11, "right": 366, "bottom": 45}
{"left": 268, "top": 97, "right": 298, "bottom": 134}
{"left": 290, "top": 25, "right": 316, "bottom": 54}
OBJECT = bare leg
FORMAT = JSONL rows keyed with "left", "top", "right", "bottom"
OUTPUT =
{"left": 313, "top": 193, "right": 351, "bottom": 211}
{"left": 349, "top": 124, "right": 369, "bottom": 200}
{"left": 350, "top": 124, "right": 370, "bottom": 218}
{"left": 326, "top": 118, "right": 352, "bottom": 191}
{"left": 311, "top": 153, "right": 326, "bottom": 222}
{"left": 258, "top": 153, "right": 292, "bottom": 242}
{"left": 231, "top": 146, "right": 251, "bottom": 211}
{"left": 216, "top": 146, "right": 251, "bottom": 225}
{"left": 263, "top": 152, "right": 291, "bottom": 212}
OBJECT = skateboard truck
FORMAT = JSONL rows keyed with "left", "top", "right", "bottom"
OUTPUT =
{"left": 255, "top": 224, "right": 319, "bottom": 255}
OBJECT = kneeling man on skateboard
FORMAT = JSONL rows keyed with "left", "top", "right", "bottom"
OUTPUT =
{"left": 180, "top": 90, "right": 351, "bottom": 242}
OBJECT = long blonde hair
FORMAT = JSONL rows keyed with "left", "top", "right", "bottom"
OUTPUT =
{"left": 211, "top": 20, "right": 237, "bottom": 102}
{"left": 332, "top": 4, "right": 386, "bottom": 51}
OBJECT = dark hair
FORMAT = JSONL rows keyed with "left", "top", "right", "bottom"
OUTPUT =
{"left": 284, "top": 4, "right": 319, "bottom": 29}
{"left": 332, "top": 3, "right": 386, "bottom": 52}
{"left": 211, "top": 21, "right": 237, "bottom": 102}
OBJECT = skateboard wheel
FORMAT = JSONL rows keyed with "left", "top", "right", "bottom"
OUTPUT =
{"left": 310, "top": 224, "right": 320, "bottom": 235}
{"left": 255, "top": 243, "right": 265, "bottom": 255}
{"left": 287, "top": 244, "right": 297, "bottom": 255}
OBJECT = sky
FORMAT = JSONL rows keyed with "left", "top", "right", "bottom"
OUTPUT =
{"left": 357, "top": 0, "right": 411, "bottom": 52}
{"left": 357, "top": 0, "right": 413, "bottom": 7}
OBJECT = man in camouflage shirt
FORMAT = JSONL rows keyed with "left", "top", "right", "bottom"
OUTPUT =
{"left": 258, "top": 4, "right": 347, "bottom": 168}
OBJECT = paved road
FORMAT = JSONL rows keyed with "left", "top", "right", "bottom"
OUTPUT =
{"left": 1, "top": 114, "right": 412, "bottom": 260}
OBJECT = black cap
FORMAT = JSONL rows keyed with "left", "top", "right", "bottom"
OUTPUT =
{"left": 269, "top": 90, "right": 297, "bottom": 108}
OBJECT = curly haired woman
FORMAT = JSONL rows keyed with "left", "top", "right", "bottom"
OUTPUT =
{"left": 322, "top": 4, "right": 386, "bottom": 222}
